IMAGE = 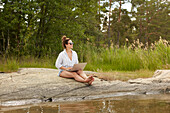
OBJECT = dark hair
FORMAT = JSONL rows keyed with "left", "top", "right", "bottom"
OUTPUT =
{"left": 62, "top": 35, "right": 70, "bottom": 48}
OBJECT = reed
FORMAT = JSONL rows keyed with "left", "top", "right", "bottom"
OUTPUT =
{"left": 82, "top": 38, "right": 170, "bottom": 71}
{"left": 19, "top": 56, "right": 55, "bottom": 69}
{"left": 0, "top": 56, "right": 56, "bottom": 72}
{"left": 0, "top": 57, "right": 19, "bottom": 72}
{"left": 0, "top": 38, "right": 169, "bottom": 73}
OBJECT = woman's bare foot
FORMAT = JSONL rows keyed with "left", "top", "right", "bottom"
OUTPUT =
{"left": 88, "top": 77, "right": 94, "bottom": 85}
{"left": 84, "top": 76, "right": 93, "bottom": 83}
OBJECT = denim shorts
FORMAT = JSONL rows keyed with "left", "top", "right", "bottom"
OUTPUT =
{"left": 58, "top": 69, "right": 64, "bottom": 77}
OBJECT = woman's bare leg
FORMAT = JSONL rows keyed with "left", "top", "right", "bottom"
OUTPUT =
{"left": 76, "top": 70, "right": 88, "bottom": 79}
{"left": 88, "top": 77, "right": 94, "bottom": 85}
{"left": 60, "top": 71, "right": 91, "bottom": 83}
{"left": 77, "top": 70, "right": 94, "bottom": 85}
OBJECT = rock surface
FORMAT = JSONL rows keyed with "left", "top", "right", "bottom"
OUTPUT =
{"left": 0, "top": 68, "right": 170, "bottom": 106}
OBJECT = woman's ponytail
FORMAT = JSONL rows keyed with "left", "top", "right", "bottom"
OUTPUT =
{"left": 62, "top": 35, "right": 70, "bottom": 48}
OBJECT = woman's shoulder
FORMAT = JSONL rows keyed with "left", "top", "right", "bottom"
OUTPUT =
{"left": 59, "top": 50, "right": 65, "bottom": 56}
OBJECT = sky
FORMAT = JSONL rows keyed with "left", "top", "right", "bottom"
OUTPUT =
{"left": 99, "top": 0, "right": 135, "bottom": 31}
{"left": 121, "top": 2, "right": 132, "bottom": 12}
{"left": 100, "top": 0, "right": 133, "bottom": 12}
{"left": 0, "top": 1, "right": 133, "bottom": 12}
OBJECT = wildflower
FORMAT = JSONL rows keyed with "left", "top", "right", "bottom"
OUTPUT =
{"left": 154, "top": 41, "right": 157, "bottom": 45}
{"left": 132, "top": 43, "right": 135, "bottom": 47}
{"left": 163, "top": 39, "right": 168, "bottom": 46}
{"left": 146, "top": 42, "right": 148, "bottom": 46}
{"left": 144, "top": 46, "right": 147, "bottom": 51}
{"left": 128, "top": 45, "right": 132, "bottom": 50}
{"left": 131, "top": 43, "right": 136, "bottom": 50}
{"left": 159, "top": 37, "right": 163, "bottom": 43}
{"left": 160, "top": 36, "right": 162, "bottom": 39}
{"left": 151, "top": 43, "right": 154, "bottom": 46}
{"left": 151, "top": 43, "right": 155, "bottom": 50}
{"left": 126, "top": 38, "right": 129, "bottom": 41}
{"left": 136, "top": 39, "right": 140, "bottom": 45}
{"left": 140, "top": 42, "right": 144, "bottom": 47}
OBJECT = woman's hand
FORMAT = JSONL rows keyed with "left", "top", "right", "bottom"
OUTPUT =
{"left": 66, "top": 67, "right": 72, "bottom": 70}
{"left": 60, "top": 66, "right": 72, "bottom": 70}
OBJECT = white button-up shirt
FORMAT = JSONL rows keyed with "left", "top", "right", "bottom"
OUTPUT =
{"left": 55, "top": 49, "right": 79, "bottom": 71}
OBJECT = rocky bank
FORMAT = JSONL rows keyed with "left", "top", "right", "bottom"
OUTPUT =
{"left": 0, "top": 68, "right": 170, "bottom": 106}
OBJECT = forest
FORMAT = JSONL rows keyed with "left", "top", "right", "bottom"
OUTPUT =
{"left": 0, "top": 0, "right": 169, "bottom": 72}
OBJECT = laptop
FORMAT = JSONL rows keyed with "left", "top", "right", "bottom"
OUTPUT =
{"left": 67, "top": 63, "right": 87, "bottom": 72}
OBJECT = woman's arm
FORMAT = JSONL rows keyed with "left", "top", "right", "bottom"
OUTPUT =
{"left": 60, "top": 66, "right": 72, "bottom": 70}
{"left": 55, "top": 53, "right": 63, "bottom": 69}
{"left": 75, "top": 52, "right": 79, "bottom": 64}
{"left": 55, "top": 53, "right": 72, "bottom": 70}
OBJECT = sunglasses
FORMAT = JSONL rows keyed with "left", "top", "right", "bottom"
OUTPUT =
{"left": 69, "top": 42, "right": 74, "bottom": 45}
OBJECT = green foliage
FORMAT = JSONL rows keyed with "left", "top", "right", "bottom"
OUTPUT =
{"left": 19, "top": 56, "right": 55, "bottom": 69}
{"left": 0, "top": 0, "right": 101, "bottom": 57}
{"left": 81, "top": 39, "right": 170, "bottom": 71}
{"left": 83, "top": 46, "right": 142, "bottom": 71}
{"left": 132, "top": 0, "right": 170, "bottom": 43}
{"left": 0, "top": 57, "right": 19, "bottom": 72}
{"left": 0, "top": 39, "right": 169, "bottom": 72}
{"left": 0, "top": 0, "right": 169, "bottom": 73}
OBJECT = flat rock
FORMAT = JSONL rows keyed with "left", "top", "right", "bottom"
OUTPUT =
{"left": 128, "top": 70, "right": 170, "bottom": 84}
{"left": 0, "top": 68, "right": 170, "bottom": 106}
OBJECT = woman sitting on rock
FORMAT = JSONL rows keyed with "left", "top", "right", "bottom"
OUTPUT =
{"left": 55, "top": 35, "right": 94, "bottom": 85}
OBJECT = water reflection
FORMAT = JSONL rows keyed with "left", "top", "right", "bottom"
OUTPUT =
{"left": 1, "top": 94, "right": 170, "bottom": 113}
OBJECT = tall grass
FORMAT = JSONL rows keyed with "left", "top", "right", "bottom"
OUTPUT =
{"left": 0, "top": 56, "right": 56, "bottom": 72}
{"left": 80, "top": 38, "right": 170, "bottom": 71}
{"left": 0, "top": 38, "right": 169, "bottom": 72}
{"left": 0, "top": 57, "right": 19, "bottom": 72}
{"left": 19, "top": 56, "right": 56, "bottom": 68}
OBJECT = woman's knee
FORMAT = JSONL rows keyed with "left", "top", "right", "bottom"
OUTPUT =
{"left": 77, "top": 69, "right": 83, "bottom": 74}
{"left": 72, "top": 72, "right": 81, "bottom": 78}
{"left": 60, "top": 71, "right": 74, "bottom": 78}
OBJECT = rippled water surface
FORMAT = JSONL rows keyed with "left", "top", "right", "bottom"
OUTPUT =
{"left": 1, "top": 94, "right": 170, "bottom": 113}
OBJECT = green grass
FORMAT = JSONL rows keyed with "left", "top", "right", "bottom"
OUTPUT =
{"left": 0, "top": 39, "right": 169, "bottom": 80}
{"left": 82, "top": 40, "right": 170, "bottom": 72}
{"left": 94, "top": 69, "right": 154, "bottom": 81}
{"left": 0, "top": 56, "right": 56, "bottom": 73}
{"left": 0, "top": 57, "right": 19, "bottom": 72}
{"left": 19, "top": 56, "right": 55, "bottom": 69}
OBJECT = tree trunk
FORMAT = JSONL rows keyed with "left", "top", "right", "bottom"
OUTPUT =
{"left": 118, "top": 0, "right": 121, "bottom": 22}
{"left": 36, "top": 2, "right": 44, "bottom": 57}
{"left": 108, "top": 0, "right": 112, "bottom": 48}
{"left": 117, "top": 1, "right": 121, "bottom": 48}
{"left": 99, "top": 0, "right": 100, "bottom": 22}
{"left": 5, "top": 29, "right": 10, "bottom": 57}
{"left": 17, "top": 1, "right": 22, "bottom": 57}
{"left": 2, "top": 32, "right": 5, "bottom": 53}
{"left": 117, "top": 31, "right": 120, "bottom": 48}
{"left": 39, "top": 2, "right": 48, "bottom": 56}
{"left": 96, "top": 0, "right": 100, "bottom": 48}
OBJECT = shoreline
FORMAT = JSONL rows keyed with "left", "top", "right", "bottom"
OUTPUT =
{"left": 0, "top": 68, "right": 170, "bottom": 106}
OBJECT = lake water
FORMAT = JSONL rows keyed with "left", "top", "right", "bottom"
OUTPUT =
{"left": 0, "top": 94, "right": 170, "bottom": 113}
